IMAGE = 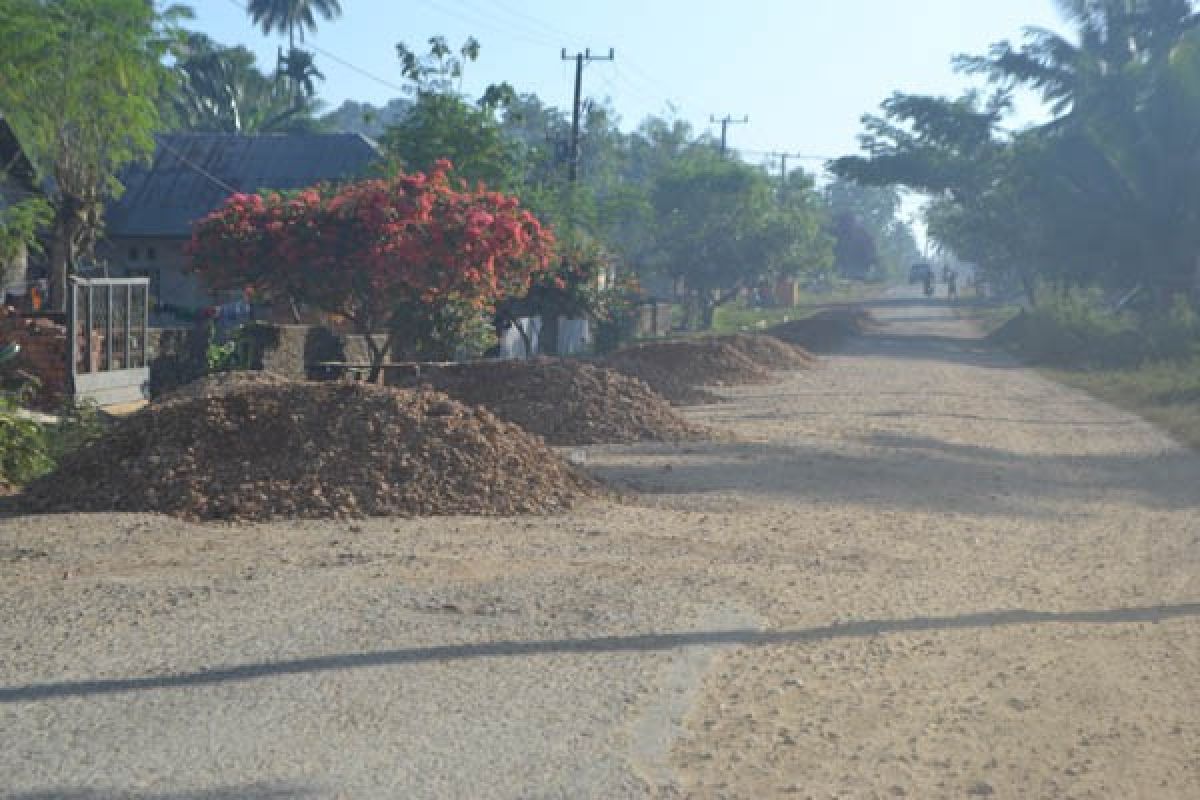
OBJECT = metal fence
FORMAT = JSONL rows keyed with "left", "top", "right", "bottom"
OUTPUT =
{"left": 68, "top": 276, "right": 150, "bottom": 406}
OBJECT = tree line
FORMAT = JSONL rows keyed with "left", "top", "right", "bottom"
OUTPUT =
{"left": 0, "top": 0, "right": 920, "bottom": 327}
{"left": 833, "top": 0, "right": 1200, "bottom": 307}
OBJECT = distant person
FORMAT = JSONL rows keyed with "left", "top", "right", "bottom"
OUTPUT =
{"left": 923, "top": 271, "right": 934, "bottom": 297}
{"left": 947, "top": 270, "right": 958, "bottom": 299}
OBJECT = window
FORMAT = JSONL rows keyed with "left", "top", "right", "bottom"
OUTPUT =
{"left": 128, "top": 247, "right": 139, "bottom": 261}
{"left": 146, "top": 246, "right": 157, "bottom": 260}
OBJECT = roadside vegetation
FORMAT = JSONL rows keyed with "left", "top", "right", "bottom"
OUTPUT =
{"left": 981, "top": 291, "right": 1200, "bottom": 448}
{"left": 711, "top": 281, "right": 882, "bottom": 335}
{"left": 0, "top": 389, "right": 103, "bottom": 488}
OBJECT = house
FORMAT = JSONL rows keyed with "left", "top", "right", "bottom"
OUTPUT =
{"left": 102, "top": 132, "right": 381, "bottom": 321}
{"left": 0, "top": 113, "right": 44, "bottom": 303}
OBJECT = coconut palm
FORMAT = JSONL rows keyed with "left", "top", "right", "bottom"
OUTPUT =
{"left": 246, "top": 0, "right": 342, "bottom": 50}
{"left": 166, "top": 34, "right": 322, "bottom": 133}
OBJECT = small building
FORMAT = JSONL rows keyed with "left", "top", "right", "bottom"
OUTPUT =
{"left": 102, "top": 132, "right": 381, "bottom": 322}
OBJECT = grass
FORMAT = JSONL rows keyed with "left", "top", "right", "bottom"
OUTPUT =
{"left": 1047, "top": 360, "right": 1200, "bottom": 449}
{"left": 958, "top": 302, "right": 1200, "bottom": 449}
{"left": 710, "top": 281, "right": 884, "bottom": 335}
{"left": 711, "top": 304, "right": 809, "bottom": 334}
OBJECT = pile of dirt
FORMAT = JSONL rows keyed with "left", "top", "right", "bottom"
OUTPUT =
{"left": 390, "top": 358, "right": 707, "bottom": 445}
{"left": 17, "top": 382, "right": 594, "bottom": 521}
{"left": 768, "top": 307, "right": 873, "bottom": 352}
{"left": 596, "top": 353, "right": 724, "bottom": 406}
{"left": 159, "top": 370, "right": 292, "bottom": 403}
{"left": 710, "top": 333, "right": 816, "bottom": 370}
{"left": 601, "top": 339, "right": 771, "bottom": 406}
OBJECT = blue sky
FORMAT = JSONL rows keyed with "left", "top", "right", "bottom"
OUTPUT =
{"left": 194, "top": 0, "right": 1070, "bottom": 171}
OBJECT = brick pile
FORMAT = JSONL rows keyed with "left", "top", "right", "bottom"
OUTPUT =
{"left": 0, "top": 306, "right": 68, "bottom": 408}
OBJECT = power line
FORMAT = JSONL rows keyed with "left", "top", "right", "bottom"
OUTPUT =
{"left": 416, "top": 0, "right": 558, "bottom": 47}
{"left": 156, "top": 138, "right": 240, "bottom": 195}
{"left": 487, "top": 0, "right": 583, "bottom": 47}
{"left": 454, "top": 0, "right": 564, "bottom": 46}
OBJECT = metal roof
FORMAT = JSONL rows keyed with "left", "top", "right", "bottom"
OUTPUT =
{"left": 105, "top": 132, "right": 382, "bottom": 238}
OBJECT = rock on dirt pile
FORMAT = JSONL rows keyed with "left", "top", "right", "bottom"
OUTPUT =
{"left": 601, "top": 339, "right": 772, "bottom": 405}
{"left": 709, "top": 333, "right": 816, "bottom": 370}
{"left": 391, "top": 358, "right": 707, "bottom": 445}
{"left": 17, "top": 382, "right": 594, "bottom": 521}
{"left": 768, "top": 307, "right": 873, "bottom": 352}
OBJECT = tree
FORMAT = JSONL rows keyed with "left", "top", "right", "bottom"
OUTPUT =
{"left": 187, "top": 161, "right": 557, "bottom": 377}
{"left": 824, "top": 178, "right": 921, "bottom": 281}
{"left": 163, "top": 33, "right": 323, "bottom": 133}
{"left": 835, "top": 1, "right": 1200, "bottom": 303}
{"left": 0, "top": 0, "right": 187, "bottom": 310}
{"left": 246, "top": 0, "right": 341, "bottom": 50}
{"left": 651, "top": 151, "right": 831, "bottom": 328}
{"left": 380, "top": 37, "right": 520, "bottom": 190}
{"left": 830, "top": 212, "right": 878, "bottom": 279}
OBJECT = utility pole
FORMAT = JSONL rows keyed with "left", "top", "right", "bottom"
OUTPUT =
{"left": 561, "top": 47, "right": 614, "bottom": 182}
{"left": 768, "top": 151, "right": 805, "bottom": 188}
{"left": 710, "top": 114, "right": 748, "bottom": 157}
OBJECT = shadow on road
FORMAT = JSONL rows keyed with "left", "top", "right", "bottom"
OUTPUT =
{"left": 3, "top": 786, "right": 314, "bottom": 800}
{"left": 2, "top": 603, "right": 1196, "bottom": 703}
{"left": 588, "top": 434, "right": 1200, "bottom": 517}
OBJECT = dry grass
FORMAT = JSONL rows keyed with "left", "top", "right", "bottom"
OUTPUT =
{"left": 1048, "top": 359, "right": 1200, "bottom": 449}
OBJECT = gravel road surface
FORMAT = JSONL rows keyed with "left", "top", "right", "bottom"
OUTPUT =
{"left": 2, "top": 292, "right": 1196, "bottom": 798}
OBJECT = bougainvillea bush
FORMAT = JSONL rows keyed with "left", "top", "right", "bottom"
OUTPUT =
{"left": 187, "top": 160, "right": 556, "bottom": 374}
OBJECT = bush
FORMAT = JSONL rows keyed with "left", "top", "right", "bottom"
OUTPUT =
{"left": 991, "top": 290, "right": 1200, "bottom": 368}
{"left": 0, "top": 391, "right": 53, "bottom": 486}
{"left": 0, "top": 391, "right": 105, "bottom": 488}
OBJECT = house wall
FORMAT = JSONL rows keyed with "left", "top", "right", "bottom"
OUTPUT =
{"left": 101, "top": 236, "right": 218, "bottom": 316}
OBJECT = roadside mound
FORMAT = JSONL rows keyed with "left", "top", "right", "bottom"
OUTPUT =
{"left": 597, "top": 352, "right": 725, "bottom": 406}
{"left": 18, "top": 382, "right": 594, "bottom": 521}
{"left": 391, "top": 358, "right": 708, "bottom": 445}
{"left": 768, "top": 307, "right": 873, "bottom": 352}
{"left": 710, "top": 333, "right": 816, "bottom": 370}
{"left": 601, "top": 339, "right": 771, "bottom": 405}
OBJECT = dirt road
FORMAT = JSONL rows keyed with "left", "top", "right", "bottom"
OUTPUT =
{"left": 2, "top": 294, "right": 1197, "bottom": 798}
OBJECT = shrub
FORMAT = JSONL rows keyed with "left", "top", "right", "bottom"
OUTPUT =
{"left": 991, "top": 290, "right": 1200, "bottom": 368}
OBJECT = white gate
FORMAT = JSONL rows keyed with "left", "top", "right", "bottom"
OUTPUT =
{"left": 68, "top": 276, "right": 150, "bottom": 406}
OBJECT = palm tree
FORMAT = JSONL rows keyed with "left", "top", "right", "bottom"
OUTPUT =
{"left": 165, "top": 34, "right": 323, "bottom": 133}
{"left": 962, "top": 0, "right": 1200, "bottom": 293}
{"left": 246, "top": 0, "right": 343, "bottom": 50}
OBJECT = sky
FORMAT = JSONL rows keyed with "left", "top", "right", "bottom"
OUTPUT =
{"left": 193, "top": 0, "right": 1072, "bottom": 168}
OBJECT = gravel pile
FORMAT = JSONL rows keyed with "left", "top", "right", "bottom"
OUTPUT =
{"left": 159, "top": 370, "right": 292, "bottom": 403}
{"left": 598, "top": 352, "right": 725, "bottom": 406}
{"left": 768, "top": 308, "right": 873, "bottom": 352}
{"left": 18, "top": 382, "right": 594, "bottom": 521}
{"left": 710, "top": 333, "right": 816, "bottom": 370}
{"left": 602, "top": 339, "right": 771, "bottom": 406}
{"left": 391, "top": 358, "right": 707, "bottom": 445}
